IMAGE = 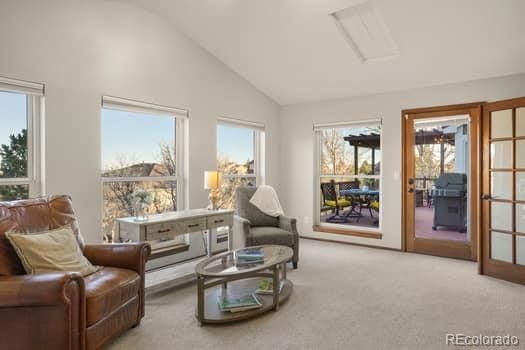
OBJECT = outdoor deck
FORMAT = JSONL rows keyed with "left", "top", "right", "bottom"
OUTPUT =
{"left": 320, "top": 206, "right": 469, "bottom": 243}
{"left": 414, "top": 206, "right": 468, "bottom": 242}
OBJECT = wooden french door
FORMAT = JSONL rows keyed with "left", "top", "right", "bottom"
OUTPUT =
{"left": 480, "top": 97, "right": 525, "bottom": 284}
{"left": 403, "top": 103, "right": 481, "bottom": 260}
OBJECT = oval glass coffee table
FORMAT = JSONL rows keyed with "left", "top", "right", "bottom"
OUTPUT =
{"left": 195, "top": 245, "right": 293, "bottom": 325}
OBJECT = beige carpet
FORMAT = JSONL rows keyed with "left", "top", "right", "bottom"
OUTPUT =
{"left": 109, "top": 239, "right": 525, "bottom": 350}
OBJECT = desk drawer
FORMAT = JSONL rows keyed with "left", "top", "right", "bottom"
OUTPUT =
{"left": 145, "top": 223, "right": 176, "bottom": 241}
{"left": 174, "top": 217, "right": 207, "bottom": 234}
{"left": 207, "top": 214, "right": 233, "bottom": 229}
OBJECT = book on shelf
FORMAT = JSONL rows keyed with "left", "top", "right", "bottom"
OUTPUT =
{"left": 235, "top": 258, "right": 264, "bottom": 266}
{"left": 255, "top": 278, "right": 284, "bottom": 295}
{"left": 217, "top": 293, "right": 262, "bottom": 313}
{"left": 236, "top": 247, "right": 265, "bottom": 261}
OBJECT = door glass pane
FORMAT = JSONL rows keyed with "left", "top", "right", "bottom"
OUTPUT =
{"left": 517, "top": 204, "right": 525, "bottom": 233}
{"left": 491, "top": 231, "right": 513, "bottom": 263}
{"left": 491, "top": 202, "right": 512, "bottom": 232}
{"left": 516, "top": 140, "right": 525, "bottom": 169}
{"left": 516, "top": 108, "right": 525, "bottom": 137}
{"left": 517, "top": 236, "right": 525, "bottom": 266}
{"left": 490, "top": 109, "right": 513, "bottom": 139}
{"left": 490, "top": 141, "right": 512, "bottom": 169}
{"left": 413, "top": 116, "right": 469, "bottom": 241}
{"left": 517, "top": 172, "right": 525, "bottom": 201}
{"left": 491, "top": 172, "right": 512, "bottom": 200}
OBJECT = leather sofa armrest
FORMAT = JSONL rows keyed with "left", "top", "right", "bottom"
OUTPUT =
{"left": 232, "top": 216, "right": 251, "bottom": 250}
{"left": 0, "top": 272, "right": 84, "bottom": 308}
{"left": 84, "top": 243, "right": 151, "bottom": 319}
{"left": 279, "top": 215, "right": 298, "bottom": 234}
{"left": 0, "top": 272, "right": 85, "bottom": 350}
{"left": 83, "top": 243, "right": 151, "bottom": 276}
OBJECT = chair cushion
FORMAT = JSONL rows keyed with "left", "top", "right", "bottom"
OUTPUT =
{"left": 249, "top": 227, "right": 295, "bottom": 247}
{"left": 325, "top": 199, "right": 351, "bottom": 207}
{"left": 85, "top": 267, "right": 140, "bottom": 326}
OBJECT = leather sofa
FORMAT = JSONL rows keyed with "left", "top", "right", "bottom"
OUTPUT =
{"left": 0, "top": 195, "right": 151, "bottom": 350}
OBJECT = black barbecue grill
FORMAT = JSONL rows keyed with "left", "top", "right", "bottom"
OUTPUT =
{"left": 430, "top": 173, "right": 468, "bottom": 233}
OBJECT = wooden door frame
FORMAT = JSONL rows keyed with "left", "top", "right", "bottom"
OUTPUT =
{"left": 402, "top": 102, "right": 484, "bottom": 261}
{"left": 481, "top": 96, "right": 525, "bottom": 284}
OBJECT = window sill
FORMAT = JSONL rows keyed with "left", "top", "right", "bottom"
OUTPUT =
{"left": 312, "top": 225, "right": 383, "bottom": 240}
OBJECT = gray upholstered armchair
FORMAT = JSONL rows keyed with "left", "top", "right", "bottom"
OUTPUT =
{"left": 232, "top": 187, "right": 299, "bottom": 268}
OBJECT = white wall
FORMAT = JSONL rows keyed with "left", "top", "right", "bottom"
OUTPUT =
{"left": 0, "top": 0, "right": 280, "bottom": 243}
{"left": 280, "top": 73, "right": 525, "bottom": 249}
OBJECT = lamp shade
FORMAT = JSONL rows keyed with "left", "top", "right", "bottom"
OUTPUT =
{"left": 204, "top": 171, "right": 221, "bottom": 190}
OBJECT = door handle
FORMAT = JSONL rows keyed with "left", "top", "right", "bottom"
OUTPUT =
{"left": 408, "top": 178, "right": 415, "bottom": 185}
{"left": 481, "top": 194, "right": 491, "bottom": 200}
{"left": 408, "top": 188, "right": 414, "bottom": 193}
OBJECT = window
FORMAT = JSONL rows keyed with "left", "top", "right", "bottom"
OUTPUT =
{"left": 315, "top": 120, "right": 382, "bottom": 231}
{"left": 216, "top": 117, "right": 265, "bottom": 209}
{"left": 101, "top": 96, "right": 186, "bottom": 242}
{"left": 0, "top": 77, "right": 44, "bottom": 201}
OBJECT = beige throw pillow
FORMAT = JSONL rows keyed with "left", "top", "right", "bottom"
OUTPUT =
{"left": 6, "top": 226, "right": 99, "bottom": 276}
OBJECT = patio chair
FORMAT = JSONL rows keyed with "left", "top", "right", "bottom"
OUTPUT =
{"left": 338, "top": 180, "right": 362, "bottom": 218}
{"left": 370, "top": 199, "right": 380, "bottom": 226}
{"left": 320, "top": 180, "right": 352, "bottom": 223}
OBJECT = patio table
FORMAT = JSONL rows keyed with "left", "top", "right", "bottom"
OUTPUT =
{"left": 340, "top": 189, "right": 380, "bottom": 197}
{"left": 339, "top": 189, "right": 380, "bottom": 220}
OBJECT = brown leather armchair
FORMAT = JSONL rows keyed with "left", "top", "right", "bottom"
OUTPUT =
{"left": 0, "top": 195, "right": 151, "bottom": 350}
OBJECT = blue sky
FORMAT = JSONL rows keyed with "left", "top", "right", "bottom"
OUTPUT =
{"left": 217, "top": 124, "right": 254, "bottom": 163}
{"left": 1, "top": 91, "right": 254, "bottom": 169}
{"left": 0, "top": 91, "right": 27, "bottom": 148}
{"left": 101, "top": 109, "right": 175, "bottom": 170}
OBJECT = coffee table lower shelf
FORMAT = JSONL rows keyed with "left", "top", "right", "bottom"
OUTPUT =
{"left": 195, "top": 278, "right": 293, "bottom": 324}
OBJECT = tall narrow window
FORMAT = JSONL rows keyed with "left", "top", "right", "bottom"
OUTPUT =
{"left": 217, "top": 117, "right": 265, "bottom": 209}
{"left": 315, "top": 120, "right": 382, "bottom": 231}
{"left": 101, "top": 96, "right": 186, "bottom": 242}
{"left": 0, "top": 77, "right": 44, "bottom": 201}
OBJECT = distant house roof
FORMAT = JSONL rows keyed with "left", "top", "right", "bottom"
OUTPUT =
{"left": 102, "top": 162, "right": 170, "bottom": 177}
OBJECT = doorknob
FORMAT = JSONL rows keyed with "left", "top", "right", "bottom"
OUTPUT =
{"left": 408, "top": 188, "right": 414, "bottom": 193}
{"left": 481, "top": 194, "right": 491, "bottom": 200}
{"left": 408, "top": 178, "right": 415, "bottom": 185}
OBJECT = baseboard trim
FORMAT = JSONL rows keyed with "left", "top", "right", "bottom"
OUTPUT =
{"left": 301, "top": 236, "right": 401, "bottom": 252}
{"left": 312, "top": 225, "right": 383, "bottom": 239}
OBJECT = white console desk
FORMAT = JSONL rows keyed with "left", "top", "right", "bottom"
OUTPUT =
{"left": 116, "top": 209, "right": 235, "bottom": 260}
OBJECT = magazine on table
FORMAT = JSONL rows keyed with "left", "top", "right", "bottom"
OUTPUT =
{"left": 217, "top": 293, "right": 262, "bottom": 313}
{"left": 255, "top": 278, "right": 284, "bottom": 295}
{"left": 236, "top": 247, "right": 265, "bottom": 261}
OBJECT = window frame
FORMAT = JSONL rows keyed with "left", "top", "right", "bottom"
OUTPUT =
{"left": 0, "top": 77, "right": 44, "bottom": 199}
{"left": 216, "top": 117, "right": 266, "bottom": 207}
{"left": 314, "top": 119, "right": 383, "bottom": 233}
{"left": 100, "top": 96, "right": 188, "bottom": 220}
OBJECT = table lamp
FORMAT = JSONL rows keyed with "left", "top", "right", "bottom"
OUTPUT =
{"left": 204, "top": 171, "right": 221, "bottom": 210}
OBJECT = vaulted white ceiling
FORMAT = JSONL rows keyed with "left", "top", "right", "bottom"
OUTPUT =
{"left": 125, "top": 0, "right": 525, "bottom": 105}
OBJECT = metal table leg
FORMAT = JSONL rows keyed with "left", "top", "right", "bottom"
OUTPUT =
{"left": 273, "top": 265, "right": 280, "bottom": 311}
{"left": 197, "top": 275, "right": 204, "bottom": 325}
{"left": 206, "top": 229, "right": 212, "bottom": 257}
